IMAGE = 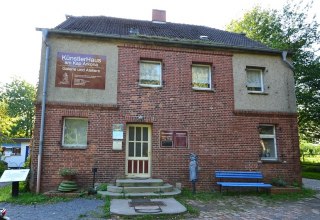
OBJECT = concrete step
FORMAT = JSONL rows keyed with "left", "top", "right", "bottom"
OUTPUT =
{"left": 108, "top": 183, "right": 173, "bottom": 193}
{"left": 116, "top": 178, "right": 164, "bottom": 187}
{"left": 98, "top": 187, "right": 181, "bottom": 198}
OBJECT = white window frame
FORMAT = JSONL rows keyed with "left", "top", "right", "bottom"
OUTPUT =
{"left": 259, "top": 125, "right": 277, "bottom": 161}
{"left": 246, "top": 68, "right": 264, "bottom": 93}
{"left": 139, "top": 60, "right": 162, "bottom": 87}
{"left": 62, "top": 117, "right": 88, "bottom": 148}
{"left": 192, "top": 64, "right": 212, "bottom": 90}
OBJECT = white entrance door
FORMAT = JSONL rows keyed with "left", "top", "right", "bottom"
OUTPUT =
{"left": 126, "top": 124, "right": 151, "bottom": 178}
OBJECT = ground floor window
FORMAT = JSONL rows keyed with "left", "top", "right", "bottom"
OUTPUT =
{"left": 3, "top": 147, "right": 21, "bottom": 156}
{"left": 62, "top": 117, "right": 88, "bottom": 148}
{"left": 259, "top": 125, "right": 277, "bottom": 160}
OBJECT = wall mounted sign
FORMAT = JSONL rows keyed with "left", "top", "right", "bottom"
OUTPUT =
{"left": 55, "top": 52, "right": 106, "bottom": 90}
{"left": 113, "top": 124, "right": 124, "bottom": 140}
{"left": 112, "top": 140, "right": 123, "bottom": 150}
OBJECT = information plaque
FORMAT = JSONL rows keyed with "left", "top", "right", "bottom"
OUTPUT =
{"left": 0, "top": 169, "right": 30, "bottom": 182}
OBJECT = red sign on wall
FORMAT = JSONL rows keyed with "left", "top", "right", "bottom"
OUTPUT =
{"left": 55, "top": 52, "right": 106, "bottom": 90}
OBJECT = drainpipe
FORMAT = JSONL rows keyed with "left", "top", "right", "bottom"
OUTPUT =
{"left": 36, "top": 29, "right": 50, "bottom": 193}
{"left": 281, "top": 51, "right": 294, "bottom": 71}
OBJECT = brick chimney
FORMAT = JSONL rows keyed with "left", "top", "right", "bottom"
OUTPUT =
{"left": 152, "top": 9, "right": 166, "bottom": 23}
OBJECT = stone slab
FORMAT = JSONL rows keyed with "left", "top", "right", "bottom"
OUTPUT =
{"left": 110, "top": 198, "right": 186, "bottom": 215}
{"left": 116, "top": 178, "right": 163, "bottom": 187}
{"left": 98, "top": 187, "right": 181, "bottom": 197}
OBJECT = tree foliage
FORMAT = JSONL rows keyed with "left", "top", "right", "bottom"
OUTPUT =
{"left": 0, "top": 79, "right": 36, "bottom": 138}
{"left": 227, "top": 0, "right": 320, "bottom": 141}
{"left": 0, "top": 101, "right": 15, "bottom": 144}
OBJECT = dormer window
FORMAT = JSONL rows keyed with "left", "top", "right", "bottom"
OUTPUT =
{"left": 129, "top": 27, "right": 139, "bottom": 35}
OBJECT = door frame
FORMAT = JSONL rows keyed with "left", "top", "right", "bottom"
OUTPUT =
{"left": 125, "top": 124, "right": 152, "bottom": 178}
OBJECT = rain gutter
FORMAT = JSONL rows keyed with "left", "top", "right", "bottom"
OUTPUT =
{"left": 281, "top": 51, "right": 294, "bottom": 71}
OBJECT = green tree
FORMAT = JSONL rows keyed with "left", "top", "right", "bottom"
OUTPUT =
{"left": 0, "top": 101, "right": 14, "bottom": 143}
{"left": 0, "top": 79, "right": 36, "bottom": 137}
{"left": 227, "top": 0, "right": 320, "bottom": 141}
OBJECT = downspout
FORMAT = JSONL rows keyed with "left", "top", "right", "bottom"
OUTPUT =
{"left": 281, "top": 51, "right": 294, "bottom": 71}
{"left": 36, "top": 29, "right": 50, "bottom": 193}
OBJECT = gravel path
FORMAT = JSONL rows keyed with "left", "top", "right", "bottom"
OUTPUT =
{"left": 0, "top": 198, "right": 105, "bottom": 220}
{"left": 303, "top": 178, "right": 320, "bottom": 191}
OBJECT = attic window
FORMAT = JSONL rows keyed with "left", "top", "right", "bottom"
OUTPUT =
{"left": 129, "top": 27, "right": 139, "bottom": 35}
{"left": 200, "top": 36, "right": 208, "bottom": 40}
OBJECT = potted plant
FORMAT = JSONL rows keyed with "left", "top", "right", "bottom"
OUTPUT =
{"left": 59, "top": 168, "right": 77, "bottom": 180}
{"left": 58, "top": 168, "right": 78, "bottom": 192}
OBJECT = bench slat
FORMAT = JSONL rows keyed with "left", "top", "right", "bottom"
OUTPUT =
{"left": 215, "top": 171, "right": 263, "bottom": 179}
{"left": 217, "top": 182, "right": 272, "bottom": 188}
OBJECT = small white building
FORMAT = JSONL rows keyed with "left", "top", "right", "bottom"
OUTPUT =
{"left": 1, "top": 138, "right": 30, "bottom": 168}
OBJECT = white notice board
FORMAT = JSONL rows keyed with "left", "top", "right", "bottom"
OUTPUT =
{"left": 0, "top": 169, "right": 30, "bottom": 182}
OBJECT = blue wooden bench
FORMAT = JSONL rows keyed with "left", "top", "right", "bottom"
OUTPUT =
{"left": 215, "top": 171, "right": 272, "bottom": 193}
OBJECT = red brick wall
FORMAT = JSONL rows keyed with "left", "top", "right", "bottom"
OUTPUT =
{"left": 30, "top": 44, "right": 301, "bottom": 192}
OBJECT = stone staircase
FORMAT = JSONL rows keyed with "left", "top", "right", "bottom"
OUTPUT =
{"left": 98, "top": 178, "right": 181, "bottom": 197}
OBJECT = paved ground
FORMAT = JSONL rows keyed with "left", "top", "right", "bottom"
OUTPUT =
{"left": 183, "top": 178, "right": 320, "bottom": 220}
{"left": 185, "top": 193, "right": 320, "bottom": 220}
{"left": 0, "top": 178, "right": 319, "bottom": 219}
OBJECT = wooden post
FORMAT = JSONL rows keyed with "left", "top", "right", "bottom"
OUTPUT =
{"left": 12, "top": 181, "right": 19, "bottom": 197}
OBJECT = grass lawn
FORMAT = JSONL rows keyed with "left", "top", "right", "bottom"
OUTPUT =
{"left": 0, "top": 182, "right": 70, "bottom": 204}
{"left": 301, "top": 161, "right": 320, "bottom": 180}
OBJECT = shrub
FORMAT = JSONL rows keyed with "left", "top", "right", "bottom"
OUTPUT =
{"left": 271, "top": 177, "right": 287, "bottom": 187}
{"left": 23, "top": 155, "right": 31, "bottom": 168}
{"left": 300, "top": 141, "right": 320, "bottom": 156}
{"left": 96, "top": 183, "right": 108, "bottom": 191}
{"left": 0, "top": 160, "right": 8, "bottom": 176}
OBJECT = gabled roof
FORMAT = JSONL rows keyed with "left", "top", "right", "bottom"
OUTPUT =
{"left": 52, "top": 15, "right": 279, "bottom": 53}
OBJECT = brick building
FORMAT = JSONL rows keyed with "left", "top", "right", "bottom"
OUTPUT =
{"left": 31, "top": 10, "right": 300, "bottom": 193}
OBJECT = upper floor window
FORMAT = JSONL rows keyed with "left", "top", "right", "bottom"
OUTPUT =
{"left": 139, "top": 60, "right": 162, "bottom": 87}
{"left": 246, "top": 67, "right": 264, "bottom": 92}
{"left": 192, "top": 64, "right": 212, "bottom": 90}
{"left": 259, "top": 125, "right": 277, "bottom": 160}
{"left": 62, "top": 117, "right": 88, "bottom": 148}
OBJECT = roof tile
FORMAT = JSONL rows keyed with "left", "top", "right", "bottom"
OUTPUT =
{"left": 54, "top": 16, "right": 276, "bottom": 52}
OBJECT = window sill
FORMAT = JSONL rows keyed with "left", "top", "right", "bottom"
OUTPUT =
{"left": 192, "top": 88, "right": 215, "bottom": 92}
{"left": 139, "top": 84, "right": 163, "bottom": 89}
{"left": 61, "top": 146, "right": 88, "bottom": 150}
{"left": 248, "top": 91, "right": 268, "bottom": 95}
{"left": 259, "top": 159, "right": 282, "bottom": 164}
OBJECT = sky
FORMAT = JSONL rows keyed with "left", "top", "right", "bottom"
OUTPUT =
{"left": 0, "top": 0, "right": 318, "bottom": 86}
